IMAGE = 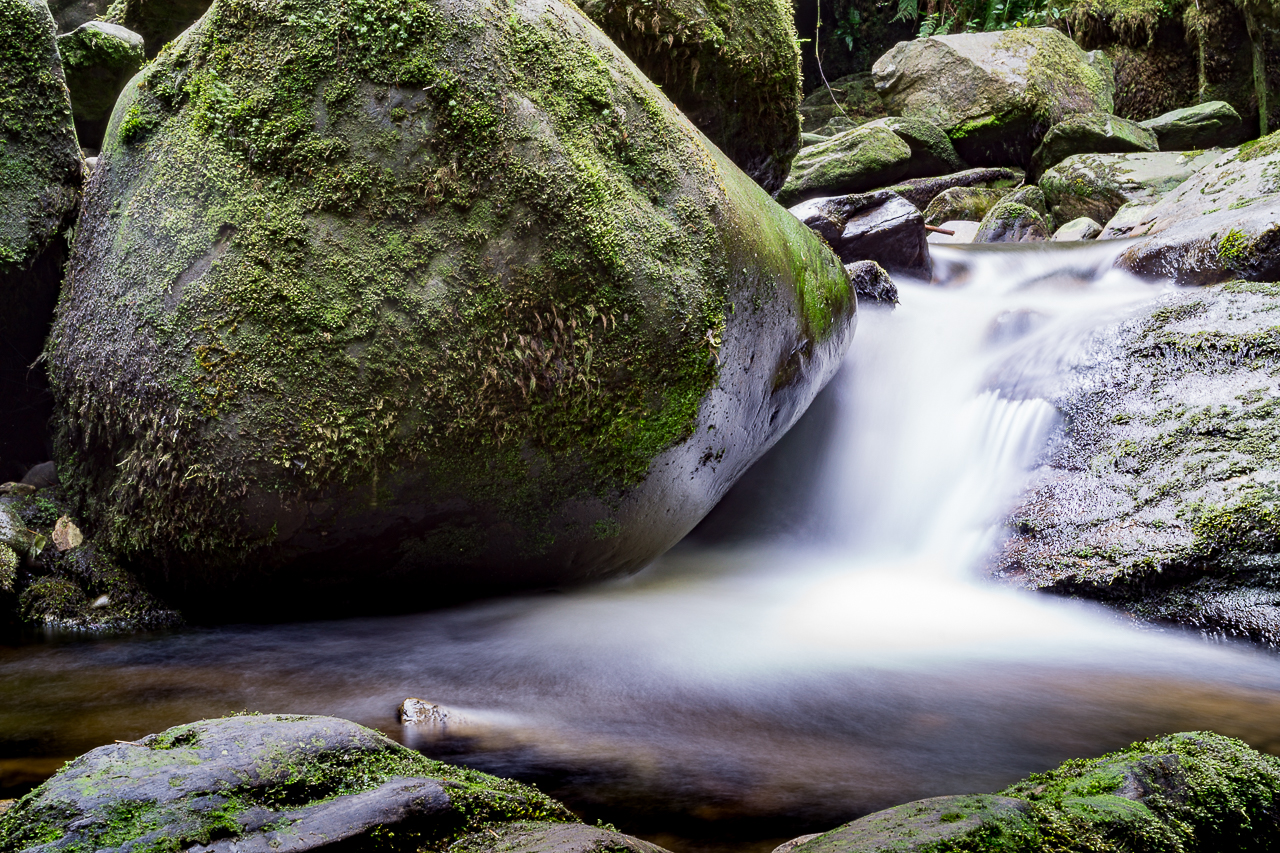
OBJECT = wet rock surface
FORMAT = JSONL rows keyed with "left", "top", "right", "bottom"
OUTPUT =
{"left": 991, "top": 279, "right": 1280, "bottom": 645}
{"left": 789, "top": 191, "right": 930, "bottom": 279}
{"left": 843, "top": 260, "right": 898, "bottom": 305}
{"left": 1039, "top": 149, "right": 1220, "bottom": 227}
{"left": 0, "top": 714, "right": 583, "bottom": 852}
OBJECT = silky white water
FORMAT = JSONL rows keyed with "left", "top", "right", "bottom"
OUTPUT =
{"left": 6, "top": 243, "right": 1280, "bottom": 845}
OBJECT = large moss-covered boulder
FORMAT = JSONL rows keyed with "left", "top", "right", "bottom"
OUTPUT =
{"left": 49, "top": 0, "right": 854, "bottom": 616}
{"left": 777, "top": 123, "right": 912, "bottom": 206}
{"left": 577, "top": 0, "right": 802, "bottom": 194}
{"left": 1039, "top": 149, "right": 1220, "bottom": 227}
{"left": 0, "top": 0, "right": 81, "bottom": 478}
{"left": 1119, "top": 133, "right": 1280, "bottom": 284}
{"left": 1031, "top": 112, "right": 1157, "bottom": 176}
{"left": 57, "top": 20, "right": 145, "bottom": 149}
{"left": 871, "top": 28, "right": 1115, "bottom": 169}
{"left": 1141, "top": 100, "right": 1245, "bottom": 151}
{"left": 0, "top": 714, "right": 617, "bottom": 851}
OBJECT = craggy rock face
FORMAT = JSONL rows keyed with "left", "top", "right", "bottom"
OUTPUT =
{"left": 577, "top": 0, "right": 802, "bottom": 194}
{"left": 49, "top": 0, "right": 854, "bottom": 616}
{"left": 1039, "top": 149, "right": 1220, "bottom": 228}
{"left": 991, "top": 280, "right": 1280, "bottom": 646}
{"left": 871, "top": 28, "right": 1115, "bottom": 169}
{"left": 0, "top": 714, "right": 580, "bottom": 851}
{"left": 1119, "top": 132, "right": 1280, "bottom": 285}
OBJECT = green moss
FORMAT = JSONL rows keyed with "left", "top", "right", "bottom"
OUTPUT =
{"left": 0, "top": 543, "right": 16, "bottom": 592}
{"left": 1219, "top": 227, "right": 1252, "bottom": 265}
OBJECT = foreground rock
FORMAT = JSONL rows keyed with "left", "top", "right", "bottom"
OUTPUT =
{"left": 872, "top": 29, "right": 1114, "bottom": 168}
{"left": 789, "top": 191, "right": 931, "bottom": 279}
{"left": 1031, "top": 112, "right": 1157, "bottom": 176}
{"left": 991, "top": 280, "right": 1280, "bottom": 645}
{"left": 843, "top": 261, "right": 898, "bottom": 305}
{"left": 579, "top": 0, "right": 801, "bottom": 193}
{"left": 0, "top": 0, "right": 82, "bottom": 478}
{"left": 1140, "top": 100, "right": 1244, "bottom": 151}
{"left": 57, "top": 21, "right": 145, "bottom": 149}
{"left": 782, "top": 732, "right": 1280, "bottom": 852}
{"left": 1039, "top": 149, "right": 1220, "bottom": 227}
{"left": 49, "top": 0, "right": 854, "bottom": 617}
{"left": 0, "top": 714, "right": 667, "bottom": 852}
{"left": 1119, "top": 133, "right": 1280, "bottom": 284}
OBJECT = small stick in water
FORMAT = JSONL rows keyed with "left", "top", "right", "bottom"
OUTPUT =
{"left": 925, "top": 225, "right": 956, "bottom": 235}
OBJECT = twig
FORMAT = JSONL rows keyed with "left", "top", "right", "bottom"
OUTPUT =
{"left": 815, "top": 0, "right": 848, "bottom": 120}
{"left": 925, "top": 225, "right": 955, "bottom": 235}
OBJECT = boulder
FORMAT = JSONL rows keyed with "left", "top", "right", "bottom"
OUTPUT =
{"left": 1119, "top": 133, "right": 1280, "bottom": 284}
{"left": 1052, "top": 217, "right": 1102, "bottom": 241}
{"left": 789, "top": 191, "right": 931, "bottom": 279}
{"left": 101, "top": 0, "right": 211, "bottom": 57}
{"left": 789, "top": 795, "right": 1037, "bottom": 853}
{"left": 801, "top": 132, "right": 832, "bottom": 148}
{"left": 1032, "top": 112, "right": 1157, "bottom": 175}
{"left": 776, "top": 124, "right": 912, "bottom": 206}
{"left": 1140, "top": 100, "right": 1245, "bottom": 151}
{"left": 871, "top": 28, "right": 1115, "bottom": 169}
{"left": 57, "top": 21, "right": 145, "bottom": 149}
{"left": 578, "top": 0, "right": 802, "bottom": 193}
{"left": 0, "top": 714, "right": 605, "bottom": 851}
{"left": 973, "top": 201, "right": 1049, "bottom": 243}
{"left": 926, "top": 220, "right": 980, "bottom": 244}
{"left": 798, "top": 72, "right": 886, "bottom": 133}
{"left": 48, "top": 0, "right": 855, "bottom": 616}
{"left": 885, "top": 166, "right": 1023, "bottom": 210}
{"left": 843, "top": 260, "right": 897, "bottom": 305}
{"left": 1039, "top": 149, "right": 1221, "bottom": 227}
{"left": 48, "top": 0, "right": 109, "bottom": 32}
{"left": 861, "top": 115, "right": 966, "bottom": 176}
{"left": 0, "top": 0, "right": 82, "bottom": 479}
{"left": 922, "top": 186, "right": 1010, "bottom": 226}
{"left": 1099, "top": 202, "right": 1153, "bottom": 239}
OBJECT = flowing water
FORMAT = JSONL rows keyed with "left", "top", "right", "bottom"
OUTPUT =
{"left": 9, "top": 243, "right": 1280, "bottom": 850}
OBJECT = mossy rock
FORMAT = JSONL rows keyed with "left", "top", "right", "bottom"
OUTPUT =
{"left": 862, "top": 115, "right": 965, "bottom": 176}
{"left": 102, "top": 0, "right": 212, "bottom": 57}
{"left": 798, "top": 72, "right": 886, "bottom": 133}
{"left": 57, "top": 20, "right": 145, "bottom": 149}
{"left": 49, "top": 0, "right": 854, "bottom": 617}
{"left": 871, "top": 28, "right": 1115, "bottom": 169}
{"left": 0, "top": 714, "right": 588, "bottom": 851}
{"left": 1032, "top": 112, "right": 1157, "bottom": 176}
{"left": 791, "top": 794, "right": 1038, "bottom": 853}
{"left": 1141, "top": 100, "right": 1245, "bottom": 151}
{"left": 884, "top": 166, "right": 1024, "bottom": 210}
{"left": 1038, "top": 149, "right": 1220, "bottom": 227}
{"left": 921, "top": 186, "right": 1010, "bottom": 226}
{"left": 451, "top": 821, "right": 672, "bottom": 853}
{"left": 776, "top": 124, "right": 912, "bottom": 206}
{"left": 577, "top": 0, "right": 802, "bottom": 193}
{"left": 973, "top": 199, "right": 1049, "bottom": 243}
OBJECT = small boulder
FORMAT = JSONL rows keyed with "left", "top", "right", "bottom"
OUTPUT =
{"left": 923, "top": 186, "right": 1011, "bottom": 226}
{"left": 776, "top": 124, "right": 912, "bottom": 206}
{"left": 1032, "top": 112, "right": 1157, "bottom": 175}
{"left": 20, "top": 460, "right": 56, "bottom": 489}
{"left": 974, "top": 200, "right": 1050, "bottom": 243}
{"left": 0, "top": 714, "right": 584, "bottom": 851}
{"left": 790, "top": 191, "right": 931, "bottom": 279}
{"left": 1141, "top": 100, "right": 1245, "bottom": 151}
{"left": 0, "top": 503, "right": 43, "bottom": 559}
{"left": 1039, "top": 149, "right": 1220, "bottom": 226}
{"left": 885, "top": 166, "right": 1024, "bottom": 210}
{"left": 862, "top": 115, "right": 966, "bottom": 176}
{"left": 57, "top": 21, "right": 145, "bottom": 149}
{"left": 1053, "top": 217, "right": 1103, "bottom": 241}
{"left": 843, "top": 260, "right": 898, "bottom": 305}
{"left": 51, "top": 515, "right": 82, "bottom": 551}
{"left": 872, "top": 28, "right": 1115, "bottom": 168}
{"left": 1119, "top": 133, "right": 1280, "bottom": 284}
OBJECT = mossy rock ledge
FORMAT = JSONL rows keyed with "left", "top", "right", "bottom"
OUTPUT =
{"left": 0, "top": 713, "right": 672, "bottom": 852}
{"left": 578, "top": 0, "right": 802, "bottom": 193}
{"left": 48, "top": 0, "right": 855, "bottom": 616}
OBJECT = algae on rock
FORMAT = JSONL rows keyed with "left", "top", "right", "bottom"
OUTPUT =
{"left": 48, "top": 0, "right": 854, "bottom": 617}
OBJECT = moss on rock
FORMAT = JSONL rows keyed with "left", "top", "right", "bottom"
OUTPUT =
{"left": 49, "top": 0, "right": 853, "bottom": 616}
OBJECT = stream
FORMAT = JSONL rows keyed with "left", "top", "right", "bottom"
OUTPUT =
{"left": 7, "top": 242, "right": 1280, "bottom": 851}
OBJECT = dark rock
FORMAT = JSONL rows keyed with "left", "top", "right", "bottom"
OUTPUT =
{"left": 1140, "top": 100, "right": 1245, "bottom": 151}
{"left": 101, "top": 0, "right": 211, "bottom": 57}
{"left": 1032, "top": 112, "right": 1157, "bottom": 176}
{"left": 792, "top": 795, "right": 1036, "bottom": 853}
{"left": 973, "top": 200, "right": 1049, "bottom": 243}
{"left": 450, "top": 821, "right": 672, "bottom": 853}
{"left": 0, "top": 714, "right": 580, "bottom": 851}
{"left": 883, "top": 166, "right": 1024, "bottom": 211}
{"left": 861, "top": 115, "right": 966, "bottom": 176}
{"left": 58, "top": 21, "right": 145, "bottom": 149}
{"left": 798, "top": 72, "right": 886, "bottom": 133}
{"left": 1039, "top": 149, "right": 1220, "bottom": 227}
{"left": 776, "top": 124, "right": 912, "bottom": 206}
{"left": 1052, "top": 217, "right": 1102, "bottom": 241}
{"left": 577, "top": 0, "right": 801, "bottom": 193}
{"left": 48, "top": 0, "right": 110, "bottom": 32}
{"left": 20, "top": 460, "right": 56, "bottom": 488}
{"left": 49, "top": 0, "right": 855, "bottom": 617}
{"left": 922, "top": 186, "right": 1010, "bottom": 226}
{"left": 1118, "top": 133, "right": 1280, "bottom": 285}
{"left": 789, "top": 191, "right": 931, "bottom": 279}
{"left": 871, "top": 29, "right": 1114, "bottom": 169}
{"left": 843, "top": 260, "right": 897, "bottom": 305}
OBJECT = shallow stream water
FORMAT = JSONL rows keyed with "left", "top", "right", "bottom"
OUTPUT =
{"left": 8, "top": 243, "right": 1280, "bottom": 851}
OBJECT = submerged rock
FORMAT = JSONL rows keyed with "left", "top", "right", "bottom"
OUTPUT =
{"left": 1119, "top": 133, "right": 1280, "bottom": 284}
{"left": 871, "top": 28, "right": 1114, "bottom": 168}
{"left": 0, "top": 714, "right": 590, "bottom": 851}
{"left": 789, "top": 191, "right": 930, "bottom": 279}
{"left": 578, "top": 0, "right": 802, "bottom": 193}
{"left": 49, "top": 0, "right": 855, "bottom": 617}
{"left": 1032, "top": 112, "right": 1157, "bottom": 176}
{"left": 57, "top": 21, "right": 145, "bottom": 149}
{"left": 1140, "top": 100, "right": 1244, "bottom": 151}
{"left": 1039, "top": 149, "right": 1220, "bottom": 227}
